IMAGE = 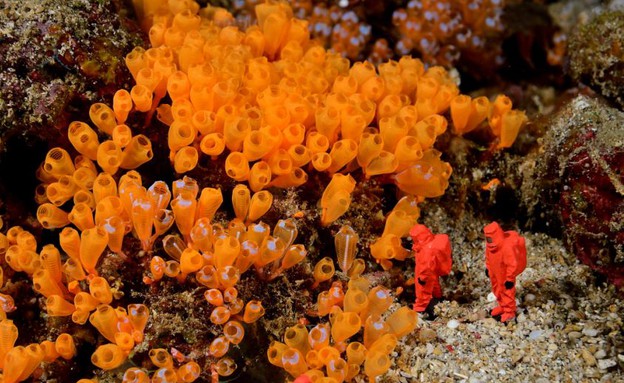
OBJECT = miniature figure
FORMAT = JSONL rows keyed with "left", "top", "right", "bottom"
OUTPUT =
{"left": 483, "top": 222, "right": 527, "bottom": 322}
{"left": 410, "top": 224, "right": 452, "bottom": 315}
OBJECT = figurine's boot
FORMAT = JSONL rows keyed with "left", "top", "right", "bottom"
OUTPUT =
{"left": 500, "top": 312, "right": 515, "bottom": 322}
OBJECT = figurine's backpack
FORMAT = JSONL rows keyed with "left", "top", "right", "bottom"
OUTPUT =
{"left": 431, "top": 234, "right": 452, "bottom": 276}
{"left": 505, "top": 231, "right": 527, "bottom": 277}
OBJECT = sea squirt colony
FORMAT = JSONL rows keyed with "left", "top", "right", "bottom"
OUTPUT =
{"left": 0, "top": 0, "right": 526, "bottom": 381}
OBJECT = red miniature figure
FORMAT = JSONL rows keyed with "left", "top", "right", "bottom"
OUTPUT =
{"left": 483, "top": 222, "right": 527, "bottom": 322}
{"left": 410, "top": 224, "right": 452, "bottom": 314}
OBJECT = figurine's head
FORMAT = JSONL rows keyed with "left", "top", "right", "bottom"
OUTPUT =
{"left": 409, "top": 224, "right": 433, "bottom": 247}
{"left": 483, "top": 221, "right": 504, "bottom": 252}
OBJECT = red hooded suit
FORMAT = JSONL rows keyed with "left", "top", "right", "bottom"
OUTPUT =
{"left": 410, "top": 225, "right": 452, "bottom": 312}
{"left": 484, "top": 222, "right": 527, "bottom": 322}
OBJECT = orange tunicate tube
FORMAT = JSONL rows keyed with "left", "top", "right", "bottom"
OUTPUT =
{"left": 68, "top": 203, "right": 94, "bottom": 232}
{"left": 312, "top": 257, "right": 335, "bottom": 287}
{"left": 450, "top": 94, "right": 471, "bottom": 134}
{"left": 97, "top": 140, "right": 122, "bottom": 175}
{"left": 171, "top": 99, "right": 194, "bottom": 123}
{"left": 199, "top": 132, "right": 225, "bottom": 159}
{"left": 55, "top": 333, "right": 76, "bottom": 360}
{"left": 89, "top": 305, "right": 119, "bottom": 343}
{"left": 225, "top": 152, "right": 250, "bottom": 182}
{"left": 331, "top": 311, "right": 361, "bottom": 343}
{"left": 364, "top": 351, "right": 391, "bottom": 381}
{"left": 173, "top": 146, "right": 199, "bottom": 173}
{"left": 266, "top": 149, "right": 292, "bottom": 176}
{"left": 180, "top": 248, "right": 203, "bottom": 276}
{"left": 281, "top": 348, "right": 307, "bottom": 378}
{"left": 177, "top": 361, "right": 201, "bottom": 383}
{"left": 308, "top": 323, "right": 330, "bottom": 351}
{"left": 113, "top": 89, "right": 133, "bottom": 124}
{"left": 498, "top": 110, "right": 527, "bottom": 149}
{"left": 287, "top": 144, "right": 310, "bottom": 168}
{"left": 379, "top": 116, "right": 408, "bottom": 153}
{"left": 196, "top": 265, "right": 219, "bottom": 289}
{"left": 89, "top": 103, "right": 117, "bottom": 135}
{"left": 332, "top": 75, "right": 358, "bottom": 96}
{"left": 267, "top": 341, "right": 288, "bottom": 367}
{"left": 320, "top": 189, "right": 351, "bottom": 226}
{"left": 365, "top": 151, "right": 398, "bottom": 178}
{"left": 231, "top": 184, "right": 250, "bottom": 222}
{"left": 223, "top": 320, "right": 245, "bottom": 345}
{"left": 334, "top": 225, "right": 358, "bottom": 273}
{"left": 277, "top": 244, "right": 306, "bottom": 273}
{"left": 315, "top": 106, "right": 341, "bottom": 144}
{"left": 168, "top": 121, "right": 196, "bottom": 152}
{"left": 130, "top": 84, "right": 152, "bottom": 113}
{"left": 208, "top": 336, "right": 230, "bottom": 358}
{"left": 243, "top": 300, "right": 265, "bottom": 323}
{"left": 92, "top": 173, "right": 117, "bottom": 203}
{"left": 340, "top": 106, "right": 367, "bottom": 142}
{"left": 171, "top": 191, "right": 197, "bottom": 239}
{"left": 124, "top": 47, "right": 145, "bottom": 80}
{"left": 248, "top": 161, "right": 271, "bottom": 192}
{"left": 284, "top": 324, "right": 309, "bottom": 355}
{"left": 349, "top": 61, "right": 376, "bottom": 86}
{"left": 72, "top": 167, "right": 97, "bottom": 195}
{"left": 465, "top": 96, "right": 490, "bottom": 132}
{"left": 386, "top": 306, "right": 417, "bottom": 338}
{"left": 44, "top": 147, "right": 75, "bottom": 178}
{"left": 311, "top": 152, "right": 331, "bottom": 172}
{"left": 120, "top": 135, "right": 153, "bottom": 169}
{"left": 210, "top": 306, "right": 231, "bottom": 325}
{"left": 68, "top": 121, "right": 99, "bottom": 161}
{"left": 394, "top": 136, "right": 423, "bottom": 173}
{"left": 123, "top": 368, "right": 149, "bottom": 383}
{"left": 393, "top": 150, "right": 452, "bottom": 198}
{"left": 37, "top": 203, "right": 70, "bottom": 229}
{"left": 241, "top": 130, "right": 271, "bottom": 161}
{"left": 79, "top": 226, "right": 109, "bottom": 275}
{"left": 46, "top": 295, "right": 75, "bottom": 317}
{"left": 356, "top": 132, "right": 383, "bottom": 169}
{"left": 112, "top": 124, "right": 132, "bottom": 149}
{"left": 247, "top": 191, "right": 273, "bottom": 223}
{"left": 204, "top": 289, "right": 223, "bottom": 306}
{"left": 305, "top": 131, "right": 330, "bottom": 155}
{"left": 343, "top": 287, "right": 368, "bottom": 314}
{"left": 327, "top": 139, "right": 358, "bottom": 174}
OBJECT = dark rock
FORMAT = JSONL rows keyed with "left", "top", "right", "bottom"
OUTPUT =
{"left": 0, "top": 0, "right": 145, "bottom": 226}
{"left": 568, "top": 11, "right": 624, "bottom": 108}
{"left": 530, "top": 94, "right": 624, "bottom": 287}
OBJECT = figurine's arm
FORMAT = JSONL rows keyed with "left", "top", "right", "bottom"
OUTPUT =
{"left": 504, "top": 247, "right": 518, "bottom": 283}
{"left": 415, "top": 249, "right": 435, "bottom": 283}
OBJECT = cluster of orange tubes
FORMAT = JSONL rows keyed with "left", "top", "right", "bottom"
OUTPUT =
{"left": 34, "top": 160, "right": 282, "bottom": 377}
{"left": 369, "top": 195, "right": 421, "bottom": 269}
{"left": 0, "top": 319, "right": 75, "bottom": 383}
{"left": 35, "top": 102, "right": 153, "bottom": 209}
{"left": 78, "top": 349, "right": 203, "bottom": 383}
{"left": 0, "top": 1, "right": 530, "bottom": 381}
{"left": 232, "top": 0, "right": 393, "bottom": 63}
{"left": 269, "top": 257, "right": 417, "bottom": 382}
{"left": 0, "top": 221, "right": 150, "bottom": 379}
{"left": 128, "top": 0, "right": 526, "bottom": 227}
{"left": 392, "top": 0, "right": 506, "bottom": 68}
